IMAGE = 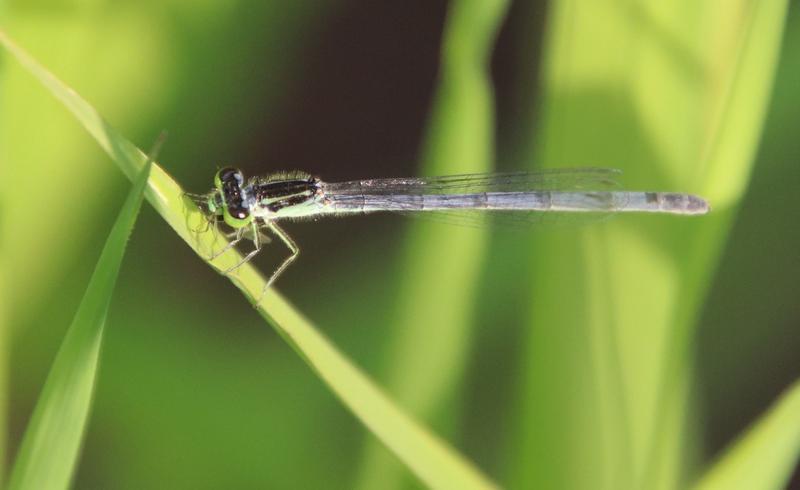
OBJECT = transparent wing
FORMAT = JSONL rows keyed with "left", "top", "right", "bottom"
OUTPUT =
{"left": 323, "top": 168, "right": 628, "bottom": 228}
{"left": 325, "top": 167, "right": 622, "bottom": 195}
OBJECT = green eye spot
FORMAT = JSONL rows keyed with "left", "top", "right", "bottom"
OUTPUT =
{"left": 223, "top": 206, "right": 251, "bottom": 228}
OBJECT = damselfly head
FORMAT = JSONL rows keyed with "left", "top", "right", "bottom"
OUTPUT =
{"left": 213, "top": 167, "right": 253, "bottom": 228}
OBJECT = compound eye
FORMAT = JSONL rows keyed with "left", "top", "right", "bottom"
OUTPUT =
{"left": 214, "top": 167, "right": 244, "bottom": 190}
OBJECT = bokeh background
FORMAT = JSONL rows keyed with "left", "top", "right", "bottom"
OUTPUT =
{"left": 2, "top": 1, "right": 799, "bottom": 489}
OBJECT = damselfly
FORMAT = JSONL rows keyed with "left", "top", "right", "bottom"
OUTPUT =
{"left": 187, "top": 167, "right": 709, "bottom": 293}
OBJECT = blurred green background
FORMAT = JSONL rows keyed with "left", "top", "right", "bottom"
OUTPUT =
{"left": 2, "top": 1, "right": 799, "bottom": 489}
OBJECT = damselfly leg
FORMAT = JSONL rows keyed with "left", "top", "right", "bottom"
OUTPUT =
{"left": 222, "top": 221, "right": 263, "bottom": 274}
{"left": 257, "top": 221, "right": 299, "bottom": 302}
{"left": 208, "top": 227, "right": 245, "bottom": 261}
{"left": 212, "top": 218, "right": 299, "bottom": 303}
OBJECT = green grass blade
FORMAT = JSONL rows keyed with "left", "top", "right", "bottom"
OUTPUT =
{"left": 6, "top": 152, "right": 152, "bottom": 490}
{"left": 693, "top": 379, "right": 800, "bottom": 490}
{"left": 0, "top": 204, "right": 7, "bottom": 484}
{"left": 507, "top": 1, "right": 789, "bottom": 489}
{"left": 0, "top": 29, "right": 497, "bottom": 490}
{"left": 354, "top": 0, "right": 509, "bottom": 488}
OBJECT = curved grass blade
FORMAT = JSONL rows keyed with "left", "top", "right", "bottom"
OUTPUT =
{"left": 693, "top": 379, "right": 800, "bottom": 490}
{"left": 353, "top": 0, "right": 509, "bottom": 487}
{"left": 6, "top": 150, "right": 153, "bottom": 490}
{"left": 0, "top": 29, "right": 498, "bottom": 490}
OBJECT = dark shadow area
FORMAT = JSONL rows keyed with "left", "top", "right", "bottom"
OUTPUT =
{"left": 252, "top": 0, "right": 448, "bottom": 181}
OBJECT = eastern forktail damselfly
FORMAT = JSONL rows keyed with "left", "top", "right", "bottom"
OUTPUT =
{"left": 187, "top": 167, "right": 709, "bottom": 294}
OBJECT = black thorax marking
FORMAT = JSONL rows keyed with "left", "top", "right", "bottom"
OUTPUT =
{"left": 255, "top": 179, "right": 319, "bottom": 213}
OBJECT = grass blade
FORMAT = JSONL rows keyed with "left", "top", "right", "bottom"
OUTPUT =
{"left": 0, "top": 29, "right": 497, "bottom": 490}
{"left": 354, "top": 0, "right": 509, "bottom": 488}
{"left": 693, "top": 379, "right": 800, "bottom": 490}
{"left": 6, "top": 149, "right": 152, "bottom": 490}
{"left": 507, "top": 1, "right": 789, "bottom": 489}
